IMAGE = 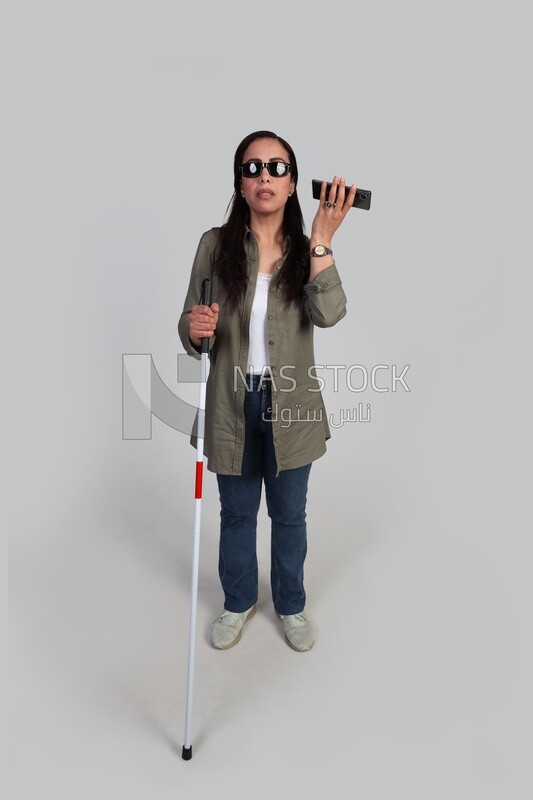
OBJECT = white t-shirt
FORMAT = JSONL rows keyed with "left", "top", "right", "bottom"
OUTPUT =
{"left": 247, "top": 272, "right": 271, "bottom": 374}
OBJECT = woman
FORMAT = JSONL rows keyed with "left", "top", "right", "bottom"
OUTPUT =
{"left": 178, "top": 130, "right": 356, "bottom": 652}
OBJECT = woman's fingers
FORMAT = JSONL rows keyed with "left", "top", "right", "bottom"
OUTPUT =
{"left": 327, "top": 176, "right": 339, "bottom": 206}
{"left": 344, "top": 181, "right": 357, "bottom": 211}
{"left": 189, "top": 303, "right": 218, "bottom": 338}
{"left": 317, "top": 176, "right": 357, "bottom": 215}
{"left": 312, "top": 175, "right": 358, "bottom": 241}
{"left": 327, "top": 177, "right": 357, "bottom": 213}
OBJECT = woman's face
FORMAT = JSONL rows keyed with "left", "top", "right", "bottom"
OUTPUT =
{"left": 240, "top": 138, "right": 296, "bottom": 217}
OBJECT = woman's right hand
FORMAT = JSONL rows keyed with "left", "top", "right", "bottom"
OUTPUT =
{"left": 188, "top": 302, "right": 219, "bottom": 347}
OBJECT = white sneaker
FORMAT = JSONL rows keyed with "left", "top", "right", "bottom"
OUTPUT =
{"left": 210, "top": 605, "right": 257, "bottom": 649}
{"left": 277, "top": 611, "right": 315, "bottom": 651}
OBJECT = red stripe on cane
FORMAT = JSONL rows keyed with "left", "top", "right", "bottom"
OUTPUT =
{"left": 194, "top": 462, "right": 203, "bottom": 499}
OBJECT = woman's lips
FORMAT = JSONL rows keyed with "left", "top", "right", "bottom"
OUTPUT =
{"left": 257, "top": 190, "right": 274, "bottom": 199}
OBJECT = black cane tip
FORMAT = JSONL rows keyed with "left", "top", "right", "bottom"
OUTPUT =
{"left": 182, "top": 745, "right": 192, "bottom": 760}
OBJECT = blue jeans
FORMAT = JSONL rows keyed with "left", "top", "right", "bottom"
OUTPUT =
{"left": 216, "top": 373, "right": 312, "bottom": 615}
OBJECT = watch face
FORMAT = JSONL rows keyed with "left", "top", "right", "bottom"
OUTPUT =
{"left": 314, "top": 245, "right": 326, "bottom": 255}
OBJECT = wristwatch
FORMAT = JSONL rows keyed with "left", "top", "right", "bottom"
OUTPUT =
{"left": 310, "top": 245, "right": 333, "bottom": 257}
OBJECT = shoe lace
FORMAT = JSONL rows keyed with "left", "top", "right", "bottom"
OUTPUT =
{"left": 218, "top": 610, "right": 242, "bottom": 625}
{"left": 283, "top": 613, "right": 308, "bottom": 628}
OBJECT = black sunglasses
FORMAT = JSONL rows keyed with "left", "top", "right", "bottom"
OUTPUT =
{"left": 240, "top": 160, "right": 292, "bottom": 178}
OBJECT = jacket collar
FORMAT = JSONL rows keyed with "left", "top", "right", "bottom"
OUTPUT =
{"left": 244, "top": 225, "right": 290, "bottom": 253}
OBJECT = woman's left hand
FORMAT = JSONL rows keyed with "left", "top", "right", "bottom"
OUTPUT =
{"left": 310, "top": 177, "right": 357, "bottom": 244}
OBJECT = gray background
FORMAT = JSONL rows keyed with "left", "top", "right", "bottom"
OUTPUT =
{"left": 5, "top": 1, "right": 530, "bottom": 797}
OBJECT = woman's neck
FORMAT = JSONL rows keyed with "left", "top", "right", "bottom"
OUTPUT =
{"left": 248, "top": 211, "right": 284, "bottom": 248}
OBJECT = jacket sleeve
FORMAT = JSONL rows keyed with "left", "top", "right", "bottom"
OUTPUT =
{"left": 303, "top": 262, "right": 347, "bottom": 328}
{"left": 178, "top": 230, "right": 217, "bottom": 359}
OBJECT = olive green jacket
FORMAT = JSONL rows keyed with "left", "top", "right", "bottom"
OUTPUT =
{"left": 178, "top": 227, "right": 347, "bottom": 475}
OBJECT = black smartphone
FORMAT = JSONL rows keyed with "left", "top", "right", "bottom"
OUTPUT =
{"left": 312, "top": 179, "right": 371, "bottom": 210}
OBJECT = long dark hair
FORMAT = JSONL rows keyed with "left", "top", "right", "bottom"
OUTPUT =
{"left": 212, "top": 130, "right": 310, "bottom": 311}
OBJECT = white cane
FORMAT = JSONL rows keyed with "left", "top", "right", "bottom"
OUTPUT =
{"left": 182, "top": 277, "right": 212, "bottom": 761}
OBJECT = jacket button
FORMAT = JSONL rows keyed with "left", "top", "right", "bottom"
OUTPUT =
{"left": 268, "top": 315, "right": 273, "bottom": 320}
{"left": 269, "top": 340, "right": 274, "bottom": 345}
